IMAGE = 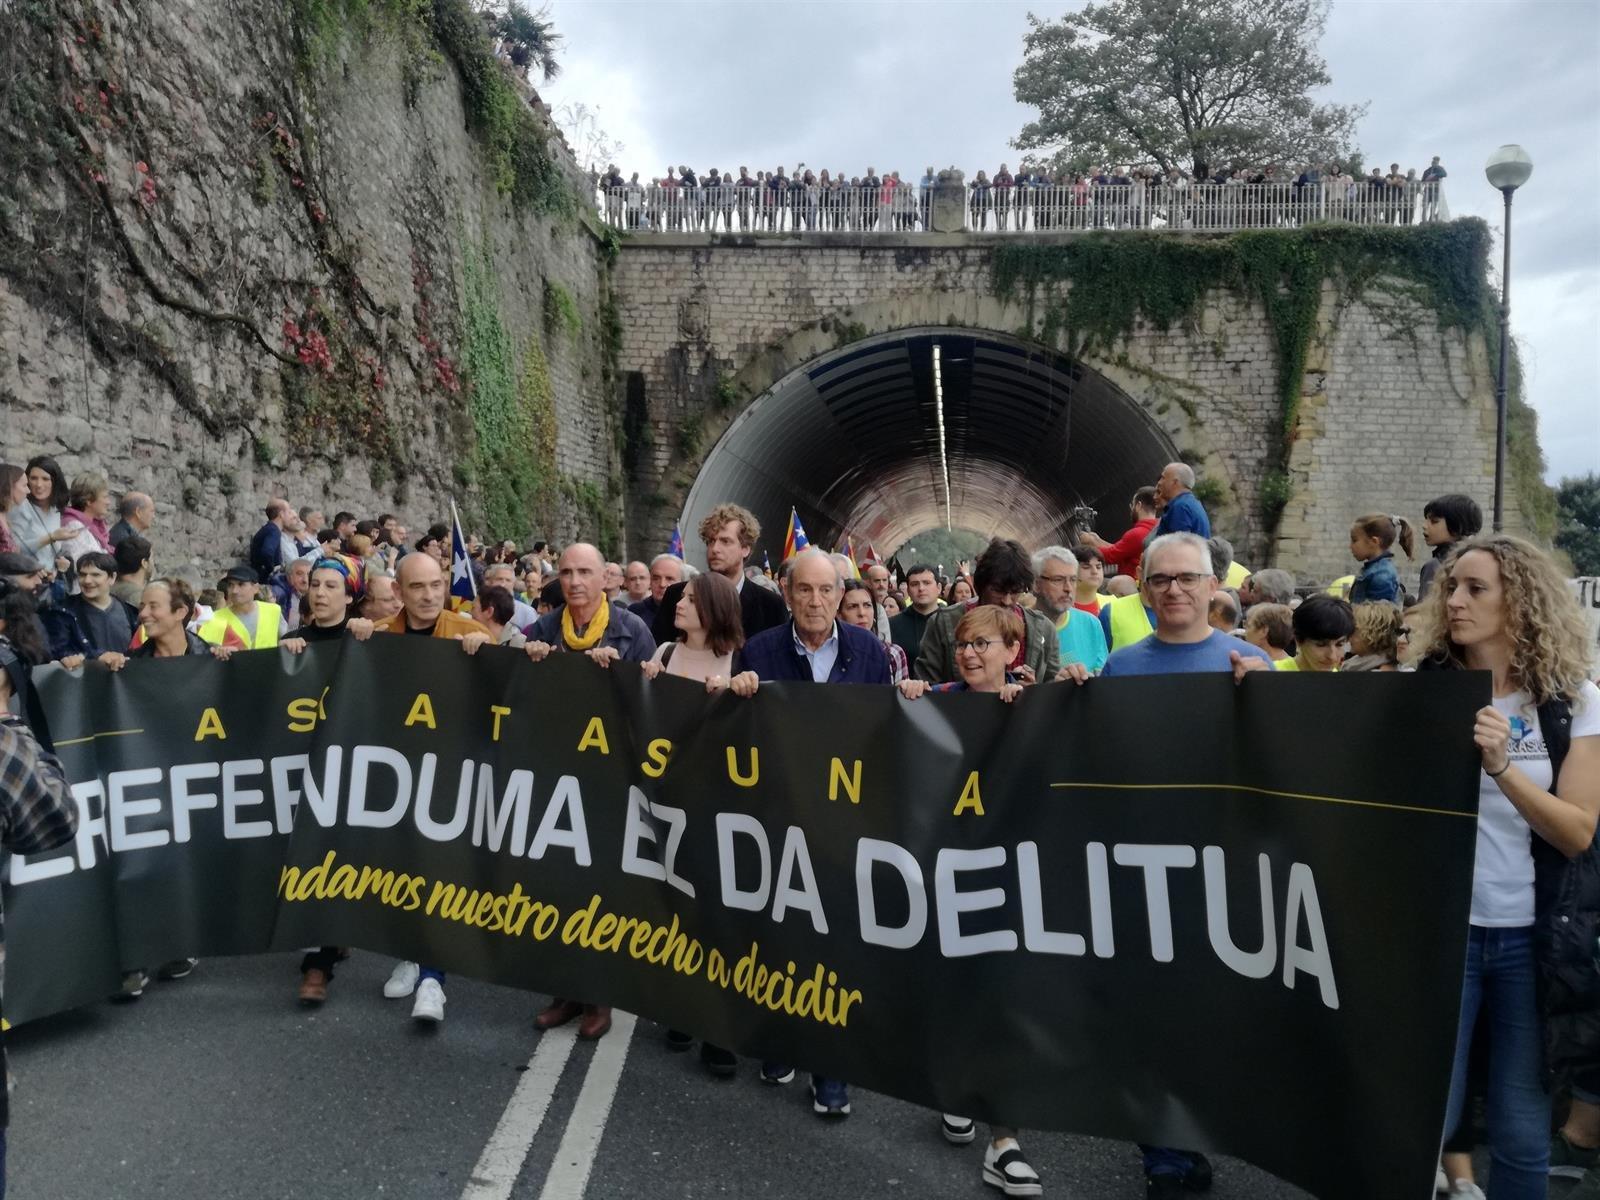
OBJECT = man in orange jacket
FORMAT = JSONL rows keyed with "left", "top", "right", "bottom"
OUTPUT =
{"left": 374, "top": 552, "right": 490, "bottom": 1024}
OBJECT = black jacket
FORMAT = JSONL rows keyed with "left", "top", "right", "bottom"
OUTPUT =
{"left": 650, "top": 577, "right": 786, "bottom": 648}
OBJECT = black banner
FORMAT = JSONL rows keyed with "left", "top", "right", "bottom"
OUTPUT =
{"left": 7, "top": 639, "right": 1486, "bottom": 1199}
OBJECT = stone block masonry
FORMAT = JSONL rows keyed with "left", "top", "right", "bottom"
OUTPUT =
{"left": 0, "top": 0, "right": 618, "bottom": 568}
{"left": 611, "top": 232, "right": 1520, "bottom": 585}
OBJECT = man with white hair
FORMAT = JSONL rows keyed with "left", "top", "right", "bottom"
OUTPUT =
{"left": 629, "top": 553, "right": 682, "bottom": 628}
{"left": 482, "top": 562, "right": 537, "bottom": 630}
{"left": 1102, "top": 533, "right": 1268, "bottom": 680}
{"left": 1098, "top": 531, "right": 1268, "bottom": 1195}
{"left": 1151, "top": 462, "right": 1211, "bottom": 541}
{"left": 1031, "top": 545, "right": 1108, "bottom": 673}
{"left": 725, "top": 547, "right": 888, "bottom": 1118}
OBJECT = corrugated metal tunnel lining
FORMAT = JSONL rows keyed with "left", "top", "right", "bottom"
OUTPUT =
{"left": 680, "top": 328, "right": 1178, "bottom": 567}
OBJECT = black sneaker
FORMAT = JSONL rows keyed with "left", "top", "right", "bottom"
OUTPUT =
{"left": 699, "top": 1043, "right": 737, "bottom": 1078}
{"left": 664, "top": 1029, "right": 693, "bottom": 1052}
{"left": 157, "top": 957, "right": 198, "bottom": 981}
{"left": 1147, "top": 1176, "right": 1184, "bottom": 1200}
{"left": 1183, "top": 1153, "right": 1213, "bottom": 1192}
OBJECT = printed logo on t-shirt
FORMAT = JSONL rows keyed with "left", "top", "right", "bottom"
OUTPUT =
{"left": 1508, "top": 711, "right": 1543, "bottom": 758}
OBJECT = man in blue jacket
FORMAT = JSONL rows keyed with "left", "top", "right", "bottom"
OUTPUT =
{"left": 731, "top": 549, "right": 889, "bottom": 689}
{"left": 725, "top": 548, "right": 887, "bottom": 1116}
{"left": 1151, "top": 462, "right": 1211, "bottom": 541}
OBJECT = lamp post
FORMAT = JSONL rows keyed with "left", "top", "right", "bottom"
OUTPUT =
{"left": 1484, "top": 144, "right": 1533, "bottom": 532}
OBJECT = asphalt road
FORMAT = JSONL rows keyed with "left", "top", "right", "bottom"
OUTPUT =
{"left": 6, "top": 952, "right": 1343, "bottom": 1199}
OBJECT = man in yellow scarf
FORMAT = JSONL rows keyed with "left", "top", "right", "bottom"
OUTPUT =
{"left": 522, "top": 542, "right": 657, "bottom": 1040}
{"left": 523, "top": 543, "right": 657, "bottom": 667}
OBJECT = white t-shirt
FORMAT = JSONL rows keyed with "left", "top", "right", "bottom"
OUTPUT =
{"left": 1471, "top": 680, "right": 1600, "bottom": 927}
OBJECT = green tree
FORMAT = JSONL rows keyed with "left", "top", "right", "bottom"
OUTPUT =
{"left": 896, "top": 528, "right": 991, "bottom": 579}
{"left": 1555, "top": 473, "right": 1600, "bottom": 577}
{"left": 491, "top": 1, "right": 562, "bottom": 82}
{"left": 1012, "top": 0, "right": 1366, "bottom": 178}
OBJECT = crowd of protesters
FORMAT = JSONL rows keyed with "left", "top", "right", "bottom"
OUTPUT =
{"left": 1, "top": 444, "right": 1596, "bottom": 1200}
{"left": 595, "top": 157, "right": 1449, "bottom": 235}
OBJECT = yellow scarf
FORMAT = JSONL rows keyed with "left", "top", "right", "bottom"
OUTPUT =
{"left": 560, "top": 597, "right": 610, "bottom": 650}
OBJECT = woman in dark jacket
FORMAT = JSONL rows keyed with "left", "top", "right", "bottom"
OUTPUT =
{"left": 1407, "top": 535, "right": 1600, "bottom": 1197}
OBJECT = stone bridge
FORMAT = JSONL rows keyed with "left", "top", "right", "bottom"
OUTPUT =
{"left": 611, "top": 229, "right": 1508, "bottom": 583}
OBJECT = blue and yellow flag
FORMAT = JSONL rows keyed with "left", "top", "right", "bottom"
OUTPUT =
{"left": 783, "top": 508, "right": 810, "bottom": 561}
{"left": 668, "top": 524, "right": 685, "bottom": 559}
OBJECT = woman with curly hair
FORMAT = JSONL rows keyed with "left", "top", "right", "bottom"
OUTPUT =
{"left": 1406, "top": 534, "right": 1600, "bottom": 1197}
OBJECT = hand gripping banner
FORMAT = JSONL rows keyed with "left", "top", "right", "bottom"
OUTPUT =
{"left": 6, "top": 638, "right": 1487, "bottom": 1199}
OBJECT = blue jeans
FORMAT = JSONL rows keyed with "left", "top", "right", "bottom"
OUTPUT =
{"left": 419, "top": 966, "right": 445, "bottom": 986}
{"left": 1442, "top": 925, "right": 1549, "bottom": 1198}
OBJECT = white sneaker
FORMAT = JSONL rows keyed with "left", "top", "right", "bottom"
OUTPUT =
{"left": 411, "top": 977, "right": 445, "bottom": 1023}
{"left": 1435, "top": 1164, "right": 1448, "bottom": 1194}
{"left": 982, "top": 1139, "right": 1042, "bottom": 1197}
{"left": 1447, "top": 1183, "right": 1485, "bottom": 1200}
{"left": 383, "top": 960, "right": 419, "bottom": 999}
{"left": 941, "top": 1113, "right": 977, "bottom": 1144}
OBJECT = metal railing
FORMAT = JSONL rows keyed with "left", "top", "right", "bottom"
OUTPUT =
{"left": 595, "top": 180, "right": 1450, "bottom": 235}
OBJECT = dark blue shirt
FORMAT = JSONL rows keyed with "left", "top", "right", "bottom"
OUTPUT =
{"left": 1152, "top": 490, "right": 1211, "bottom": 540}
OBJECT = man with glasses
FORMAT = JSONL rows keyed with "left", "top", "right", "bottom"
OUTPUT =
{"left": 1099, "top": 533, "right": 1268, "bottom": 1196}
{"left": 1031, "top": 546, "right": 1109, "bottom": 673}
{"left": 1101, "top": 534, "right": 1269, "bottom": 681}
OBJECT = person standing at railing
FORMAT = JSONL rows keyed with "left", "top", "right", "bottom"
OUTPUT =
{"left": 1294, "top": 163, "right": 1322, "bottom": 226}
{"left": 877, "top": 171, "right": 896, "bottom": 231}
{"left": 1065, "top": 172, "right": 1087, "bottom": 230}
{"left": 766, "top": 166, "right": 787, "bottom": 232}
{"left": 600, "top": 163, "right": 624, "bottom": 227}
{"left": 1384, "top": 163, "right": 1408, "bottom": 226}
{"left": 734, "top": 166, "right": 756, "bottom": 232}
{"left": 968, "top": 171, "right": 991, "bottom": 232}
{"left": 657, "top": 169, "right": 677, "bottom": 231}
{"left": 992, "top": 164, "right": 1012, "bottom": 231}
{"left": 1422, "top": 155, "right": 1448, "bottom": 221}
{"left": 623, "top": 172, "right": 643, "bottom": 229}
{"left": 1325, "top": 163, "right": 1351, "bottom": 223}
{"left": 798, "top": 168, "right": 816, "bottom": 232}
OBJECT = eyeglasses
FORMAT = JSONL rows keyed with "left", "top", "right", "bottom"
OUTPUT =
{"left": 1037, "top": 574, "right": 1074, "bottom": 586}
{"left": 955, "top": 638, "right": 998, "bottom": 653}
{"left": 1145, "top": 572, "right": 1208, "bottom": 592}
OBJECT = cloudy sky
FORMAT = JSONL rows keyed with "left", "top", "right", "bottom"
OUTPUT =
{"left": 538, "top": 0, "right": 1599, "bottom": 483}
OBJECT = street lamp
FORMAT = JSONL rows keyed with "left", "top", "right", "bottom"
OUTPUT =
{"left": 1484, "top": 144, "right": 1532, "bottom": 532}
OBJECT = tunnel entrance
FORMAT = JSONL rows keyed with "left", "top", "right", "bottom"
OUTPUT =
{"left": 679, "top": 328, "right": 1178, "bottom": 568}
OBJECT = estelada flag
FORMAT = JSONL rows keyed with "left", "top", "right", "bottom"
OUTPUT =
{"left": 668, "top": 525, "right": 684, "bottom": 559}
{"left": 449, "top": 501, "right": 477, "bottom": 606}
{"left": 836, "top": 534, "right": 861, "bottom": 578}
{"left": 783, "top": 508, "right": 810, "bottom": 561}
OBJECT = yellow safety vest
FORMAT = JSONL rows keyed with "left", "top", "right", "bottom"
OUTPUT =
{"left": 198, "top": 603, "right": 281, "bottom": 650}
{"left": 1106, "top": 592, "right": 1154, "bottom": 652}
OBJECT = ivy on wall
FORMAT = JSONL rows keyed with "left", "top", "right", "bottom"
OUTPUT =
{"left": 988, "top": 220, "right": 1533, "bottom": 532}
{"left": 461, "top": 240, "right": 557, "bottom": 538}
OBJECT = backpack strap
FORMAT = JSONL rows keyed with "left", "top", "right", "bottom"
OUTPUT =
{"left": 661, "top": 642, "right": 675, "bottom": 669}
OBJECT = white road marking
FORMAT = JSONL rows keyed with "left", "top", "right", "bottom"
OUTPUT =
{"left": 535, "top": 1011, "right": 638, "bottom": 1200}
{"left": 460, "top": 1024, "right": 580, "bottom": 1200}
